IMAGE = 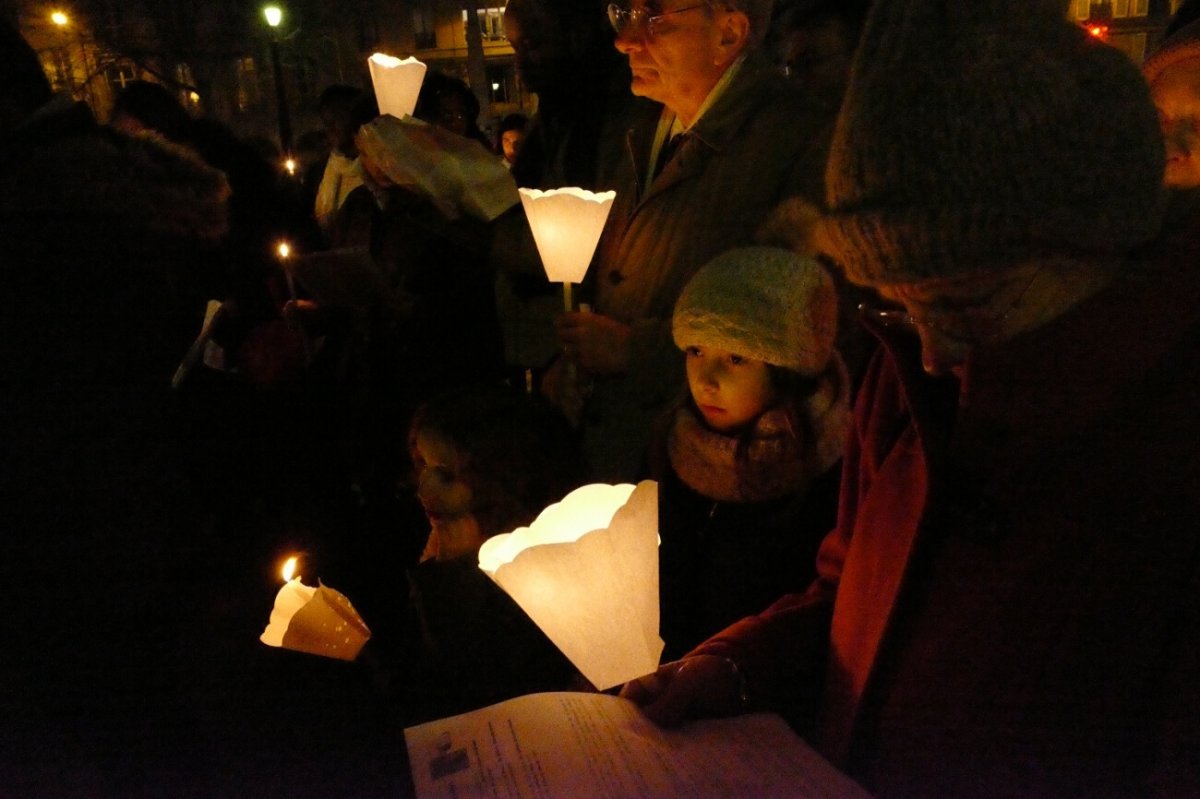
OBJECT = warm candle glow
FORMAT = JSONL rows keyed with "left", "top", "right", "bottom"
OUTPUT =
{"left": 281, "top": 556, "right": 298, "bottom": 582}
{"left": 517, "top": 187, "right": 616, "bottom": 286}
{"left": 367, "top": 53, "right": 427, "bottom": 119}
{"left": 284, "top": 157, "right": 297, "bottom": 175}
{"left": 50, "top": 10, "right": 69, "bottom": 26}
{"left": 276, "top": 241, "right": 291, "bottom": 259}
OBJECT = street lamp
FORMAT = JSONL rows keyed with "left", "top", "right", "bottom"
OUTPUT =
{"left": 263, "top": 5, "right": 293, "bottom": 153}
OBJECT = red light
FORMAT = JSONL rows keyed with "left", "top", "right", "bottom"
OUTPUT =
{"left": 1088, "top": 25, "right": 1108, "bottom": 39}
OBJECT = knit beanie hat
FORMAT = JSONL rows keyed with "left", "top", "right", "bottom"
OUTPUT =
{"left": 1143, "top": 18, "right": 1200, "bottom": 86}
{"left": 672, "top": 246, "right": 837, "bottom": 376}
{"left": 815, "top": 0, "right": 1166, "bottom": 287}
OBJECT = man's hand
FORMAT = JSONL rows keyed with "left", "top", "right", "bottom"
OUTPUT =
{"left": 620, "top": 654, "right": 749, "bottom": 728}
{"left": 556, "top": 311, "right": 632, "bottom": 375}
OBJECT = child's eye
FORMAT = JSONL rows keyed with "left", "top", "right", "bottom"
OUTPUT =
{"left": 728, "top": 354, "right": 745, "bottom": 365}
{"left": 685, "top": 345, "right": 702, "bottom": 357}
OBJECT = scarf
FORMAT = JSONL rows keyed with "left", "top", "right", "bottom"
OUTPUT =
{"left": 667, "top": 355, "right": 852, "bottom": 503}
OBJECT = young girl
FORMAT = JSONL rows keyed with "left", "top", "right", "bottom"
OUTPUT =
{"left": 652, "top": 246, "right": 852, "bottom": 661}
{"left": 391, "top": 386, "right": 586, "bottom": 722}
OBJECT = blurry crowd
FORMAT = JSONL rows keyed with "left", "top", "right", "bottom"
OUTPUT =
{"left": 2, "top": 0, "right": 1199, "bottom": 796}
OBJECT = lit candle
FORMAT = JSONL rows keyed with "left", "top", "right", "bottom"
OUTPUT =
{"left": 517, "top": 188, "right": 615, "bottom": 312}
{"left": 260, "top": 555, "right": 372, "bottom": 661}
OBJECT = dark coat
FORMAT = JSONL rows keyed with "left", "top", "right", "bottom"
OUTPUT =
{"left": 580, "top": 53, "right": 836, "bottom": 480}
{"left": 394, "top": 555, "right": 576, "bottom": 724}
{"left": 656, "top": 461, "right": 839, "bottom": 662}
{"left": 695, "top": 208, "right": 1200, "bottom": 796}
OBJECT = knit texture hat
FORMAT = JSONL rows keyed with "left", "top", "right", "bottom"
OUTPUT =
{"left": 815, "top": 0, "right": 1166, "bottom": 286}
{"left": 1144, "top": 18, "right": 1200, "bottom": 86}
{"left": 672, "top": 246, "right": 837, "bottom": 376}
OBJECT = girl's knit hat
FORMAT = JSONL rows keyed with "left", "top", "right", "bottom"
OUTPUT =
{"left": 672, "top": 246, "right": 837, "bottom": 376}
{"left": 813, "top": 0, "right": 1165, "bottom": 287}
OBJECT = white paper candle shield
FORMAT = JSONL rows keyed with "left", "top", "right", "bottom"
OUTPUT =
{"left": 478, "top": 480, "right": 661, "bottom": 691}
{"left": 368, "top": 53, "right": 427, "bottom": 119}
{"left": 517, "top": 188, "right": 616, "bottom": 285}
{"left": 261, "top": 578, "right": 371, "bottom": 661}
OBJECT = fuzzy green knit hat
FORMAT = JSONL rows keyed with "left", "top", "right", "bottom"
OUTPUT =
{"left": 672, "top": 246, "right": 837, "bottom": 376}
{"left": 815, "top": 0, "right": 1166, "bottom": 287}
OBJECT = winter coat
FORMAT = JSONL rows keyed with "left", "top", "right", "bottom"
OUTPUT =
{"left": 580, "top": 53, "right": 836, "bottom": 480}
{"left": 396, "top": 554, "right": 576, "bottom": 724}
{"left": 693, "top": 203, "right": 1200, "bottom": 796}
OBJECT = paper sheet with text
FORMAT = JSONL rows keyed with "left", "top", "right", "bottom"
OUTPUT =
{"left": 404, "top": 692, "right": 871, "bottom": 799}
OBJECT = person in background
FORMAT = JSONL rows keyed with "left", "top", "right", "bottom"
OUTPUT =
{"left": 652, "top": 247, "right": 850, "bottom": 661}
{"left": 622, "top": 1, "right": 1200, "bottom": 795}
{"left": 496, "top": 111, "right": 528, "bottom": 168}
{"left": 491, "top": 0, "right": 645, "bottom": 394}
{"left": 314, "top": 84, "right": 369, "bottom": 239}
{"left": 765, "top": 0, "right": 870, "bottom": 107}
{"left": 379, "top": 386, "right": 585, "bottom": 723}
{"left": 548, "top": 0, "right": 836, "bottom": 480}
{"left": 413, "top": 71, "right": 492, "bottom": 149}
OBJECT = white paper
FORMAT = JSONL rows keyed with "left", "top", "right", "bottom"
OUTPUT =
{"left": 356, "top": 114, "right": 520, "bottom": 222}
{"left": 404, "top": 692, "right": 871, "bottom": 799}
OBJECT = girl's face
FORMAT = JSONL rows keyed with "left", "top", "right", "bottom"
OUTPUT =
{"left": 410, "top": 429, "right": 479, "bottom": 540}
{"left": 685, "top": 345, "right": 777, "bottom": 433}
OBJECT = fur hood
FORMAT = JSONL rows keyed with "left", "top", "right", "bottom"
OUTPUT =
{"left": 3, "top": 105, "right": 230, "bottom": 243}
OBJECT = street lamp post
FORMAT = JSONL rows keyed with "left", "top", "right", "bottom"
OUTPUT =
{"left": 264, "top": 5, "right": 293, "bottom": 154}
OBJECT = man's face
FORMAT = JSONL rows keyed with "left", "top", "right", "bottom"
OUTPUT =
{"left": 501, "top": 129, "right": 524, "bottom": 163}
{"left": 1150, "top": 65, "right": 1200, "bottom": 188}
{"left": 613, "top": 1, "right": 734, "bottom": 122}
{"left": 505, "top": 1, "right": 567, "bottom": 94}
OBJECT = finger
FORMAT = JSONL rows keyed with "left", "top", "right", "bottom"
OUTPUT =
{"left": 620, "top": 673, "right": 661, "bottom": 706}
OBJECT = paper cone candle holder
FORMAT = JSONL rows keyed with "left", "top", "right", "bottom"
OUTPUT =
{"left": 518, "top": 187, "right": 615, "bottom": 311}
{"left": 478, "top": 480, "right": 661, "bottom": 691}
{"left": 260, "top": 557, "right": 371, "bottom": 661}
{"left": 368, "top": 53, "right": 427, "bottom": 119}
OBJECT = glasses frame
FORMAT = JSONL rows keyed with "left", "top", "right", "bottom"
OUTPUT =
{"left": 607, "top": 2, "right": 711, "bottom": 40}
{"left": 857, "top": 266, "right": 1044, "bottom": 345}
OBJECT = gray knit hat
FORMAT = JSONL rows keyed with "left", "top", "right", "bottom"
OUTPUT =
{"left": 815, "top": 0, "right": 1166, "bottom": 287}
{"left": 672, "top": 246, "right": 837, "bottom": 376}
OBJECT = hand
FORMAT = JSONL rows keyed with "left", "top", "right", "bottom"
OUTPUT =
{"left": 620, "top": 655, "right": 749, "bottom": 728}
{"left": 556, "top": 311, "right": 632, "bottom": 375}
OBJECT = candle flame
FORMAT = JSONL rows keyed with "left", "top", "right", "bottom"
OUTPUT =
{"left": 282, "top": 556, "right": 298, "bottom": 582}
{"left": 276, "top": 241, "right": 291, "bottom": 259}
{"left": 284, "top": 158, "right": 297, "bottom": 175}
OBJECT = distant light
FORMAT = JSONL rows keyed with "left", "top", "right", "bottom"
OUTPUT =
{"left": 491, "top": 82, "right": 500, "bottom": 92}
{"left": 189, "top": 91, "right": 200, "bottom": 103}
{"left": 276, "top": 241, "right": 291, "bottom": 259}
{"left": 263, "top": 5, "right": 283, "bottom": 27}
{"left": 1087, "top": 24, "right": 1108, "bottom": 39}
{"left": 284, "top": 157, "right": 297, "bottom": 176}
{"left": 51, "top": 10, "right": 69, "bottom": 26}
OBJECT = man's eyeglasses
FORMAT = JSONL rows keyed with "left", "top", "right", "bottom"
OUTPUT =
{"left": 607, "top": 3, "right": 709, "bottom": 39}
{"left": 857, "top": 267, "right": 1044, "bottom": 345}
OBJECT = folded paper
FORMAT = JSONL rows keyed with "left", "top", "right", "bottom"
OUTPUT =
{"left": 478, "top": 481, "right": 661, "bottom": 691}
{"left": 260, "top": 579, "right": 371, "bottom": 661}
{"left": 368, "top": 53, "right": 426, "bottom": 119}
{"left": 357, "top": 115, "right": 520, "bottom": 222}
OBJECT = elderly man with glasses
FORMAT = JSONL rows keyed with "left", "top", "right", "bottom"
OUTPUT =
{"left": 548, "top": 0, "right": 837, "bottom": 481}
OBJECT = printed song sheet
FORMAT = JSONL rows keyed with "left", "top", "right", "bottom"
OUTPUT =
{"left": 404, "top": 692, "right": 870, "bottom": 799}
